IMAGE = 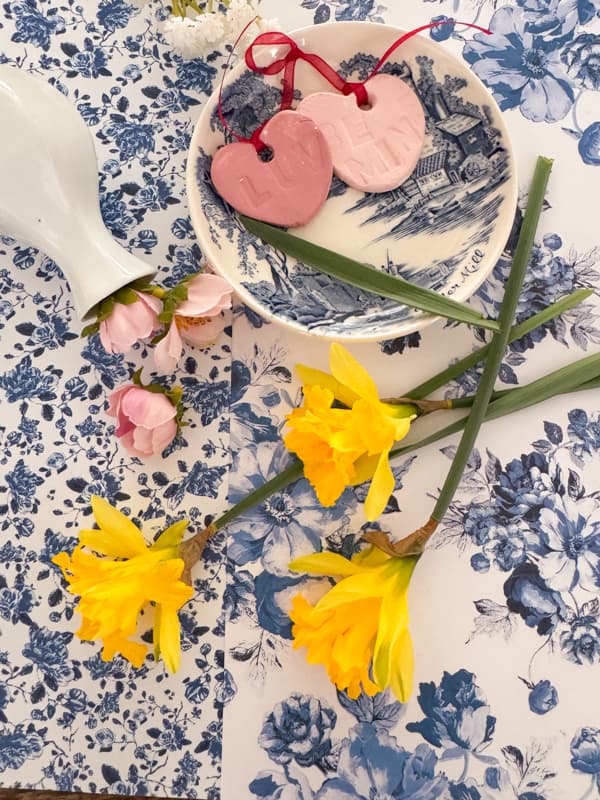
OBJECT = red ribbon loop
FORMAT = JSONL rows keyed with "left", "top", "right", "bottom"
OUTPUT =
{"left": 245, "top": 31, "right": 369, "bottom": 110}
{"left": 218, "top": 20, "right": 491, "bottom": 153}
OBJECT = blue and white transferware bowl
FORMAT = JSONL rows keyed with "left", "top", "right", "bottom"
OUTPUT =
{"left": 187, "top": 21, "right": 518, "bottom": 342}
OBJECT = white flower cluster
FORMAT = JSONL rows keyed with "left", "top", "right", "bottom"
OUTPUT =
{"left": 162, "top": 1, "right": 279, "bottom": 60}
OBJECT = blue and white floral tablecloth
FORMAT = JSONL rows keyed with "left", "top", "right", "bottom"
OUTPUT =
{"left": 1, "top": 0, "right": 600, "bottom": 797}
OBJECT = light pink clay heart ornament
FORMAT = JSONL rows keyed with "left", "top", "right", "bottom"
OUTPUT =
{"left": 297, "top": 73, "right": 426, "bottom": 193}
{"left": 210, "top": 109, "right": 333, "bottom": 227}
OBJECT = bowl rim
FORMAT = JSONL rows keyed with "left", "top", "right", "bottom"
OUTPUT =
{"left": 186, "top": 20, "right": 519, "bottom": 343}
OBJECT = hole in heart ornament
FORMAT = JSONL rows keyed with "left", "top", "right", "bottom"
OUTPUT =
{"left": 297, "top": 74, "right": 426, "bottom": 193}
{"left": 210, "top": 109, "right": 333, "bottom": 228}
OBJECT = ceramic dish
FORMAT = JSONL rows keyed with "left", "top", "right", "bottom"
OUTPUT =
{"left": 187, "top": 21, "right": 518, "bottom": 342}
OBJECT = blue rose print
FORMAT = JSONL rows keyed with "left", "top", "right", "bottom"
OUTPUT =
{"left": 571, "top": 728, "right": 600, "bottom": 773}
{"left": 5, "top": 459, "right": 44, "bottom": 512}
{"left": 482, "top": 522, "right": 529, "bottom": 572}
{"left": 334, "top": 0, "right": 375, "bottom": 20}
{"left": 562, "top": 33, "right": 600, "bottom": 88}
{"left": 314, "top": 726, "right": 448, "bottom": 799}
{"left": 560, "top": 613, "right": 600, "bottom": 664}
{"left": 528, "top": 680, "right": 559, "bottom": 715}
{"left": 260, "top": 694, "right": 337, "bottom": 768}
{"left": 0, "top": 355, "right": 58, "bottom": 402}
{"left": 463, "top": 6, "right": 574, "bottom": 122}
{"left": 579, "top": 122, "right": 600, "bottom": 164}
{"left": 7, "top": 0, "right": 66, "bottom": 51}
{"left": 175, "top": 56, "right": 217, "bottom": 95}
{"left": 463, "top": 505, "right": 499, "bottom": 546}
{"left": 406, "top": 669, "right": 496, "bottom": 753}
{"left": 493, "top": 452, "right": 557, "bottom": 520}
{"left": 429, "top": 14, "right": 455, "bottom": 41}
{"left": 63, "top": 38, "right": 110, "bottom": 79}
{"left": 96, "top": 0, "right": 135, "bottom": 33}
{"left": 102, "top": 120, "right": 156, "bottom": 162}
{"left": 253, "top": 571, "right": 324, "bottom": 640}
{"left": 503, "top": 562, "right": 567, "bottom": 635}
{"left": 568, "top": 409, "right": 600, "bottom": 461}
{"left": 22, "top": 628, "right": 75, "bottom": 688}
{"left": 0, "top": 725, "right": 44, "bottom": 772}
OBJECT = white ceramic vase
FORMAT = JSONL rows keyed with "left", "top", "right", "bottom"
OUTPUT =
{"left": 0, "top": 66, "right": 155, "bottom": 319}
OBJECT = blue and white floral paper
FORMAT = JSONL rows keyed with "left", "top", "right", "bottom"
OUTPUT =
{"left": 222, "top": 1, "right": 600, "bottom": 799}
{"left": 0, "top": 1, "right": 230, "bottom": 795}
{"left": 1, "top": 0, "right": 600, "bottom": 797}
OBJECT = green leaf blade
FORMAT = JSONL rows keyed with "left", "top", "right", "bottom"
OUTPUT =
{"left": 406, "top": 287, "right": 593, "bottom": 399}
{"left": 240, "top": 215, "right": 500, "bottom": 332}
{"left": 430, "top": 156, "right": 554, "bottom": 522}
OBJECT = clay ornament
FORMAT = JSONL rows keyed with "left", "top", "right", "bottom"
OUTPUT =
{"left": 297, "top": 73, "right": 426, "bottom": 193}
{"left": 210, "top": 110, "right": 333, "bottom": 227}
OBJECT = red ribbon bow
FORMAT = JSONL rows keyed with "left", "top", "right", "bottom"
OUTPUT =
{"left": 218, "top": 19, "right": 492, "bottom": 152}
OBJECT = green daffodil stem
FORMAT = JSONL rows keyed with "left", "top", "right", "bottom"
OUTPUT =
{"left": 405, "top": 287, "right": 593, "bottom": 400}
{"left": 389, "top": 353, "right": 600, "bottom": 462}
{"left": 179, "top": 351, "right": 600, "bottom": 576}
{"left": 215, "top": 461, "right": 303, "bottom": 530}
{"left": 374, "top": 157, "right": 553, "bottom": 557}
{"left": 178, "top": 461, "right": 303, "bottom": 579}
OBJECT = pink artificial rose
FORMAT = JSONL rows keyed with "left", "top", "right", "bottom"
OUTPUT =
{"left": 107, "top": 385, "right": 177, "bottom": 457}
{"left": 154, "top": 273, "right": 233, "bottom": 373}
{"left": 99, "top": 291, "right": 163, "bottom": 354}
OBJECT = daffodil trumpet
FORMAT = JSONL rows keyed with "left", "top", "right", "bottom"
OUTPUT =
{"left": 288, "top": 547, "right": 418, "bottom": 702}
{"left": 283, "top": 343, "right": 420, "bottom": 521}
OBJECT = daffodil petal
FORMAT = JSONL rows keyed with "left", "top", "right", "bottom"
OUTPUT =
{"left": 351, "top": 545, "right": 392, "bottom": 569}
{"left": 153, "top": 604, "right": 162, "bottom": 662}
{"left": 296, "top": 363, "right": 360, "bottom": 408}
{"left": 329, "top": 343, "right": 379, "bottom": 403}
{"left": 90, "top": 495, "right": 147, "bottom": 556}
{"left": 372, "top": 603, "right": 409, "bottom": 696}
{"left": 313, "top": 570, "right": 387, "bottom": 612}
{"left": 79, "top": 528, "right": 145, "bottom": 559}
{"left": 392, "top": 415, "right": 414, "bottom": 440}
{"left": 101, "top": 633, "right": 147, "bottom": 668}
{"left": 364, "top": 450, "right": 395, "bottom": 521}
{"left": 351, "top": 453, "right": 379, "bottom": 486}
{"left": 150, "top": 518, "right": 189, "bottom": 552}
{"left": 157, "top": 605, "right": 182, "bottom": 673}
{"left": 372, "top": 557, "right": 418, "bottom": 702}
{"left": 289, "top": 552, "right": 370, "bottom": 577}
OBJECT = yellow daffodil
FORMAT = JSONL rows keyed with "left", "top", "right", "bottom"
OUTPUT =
{"left": 284, "top": 343, "right": 416, "bottom": 520}
{"left": 53, "top": 495, "right": 193, "bottom": 672}
{"left": 289, "top": 546, "right": 418, "bottom": 702}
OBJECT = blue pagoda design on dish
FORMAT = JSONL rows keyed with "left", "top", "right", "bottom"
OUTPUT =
{"left": 193, "top": 50, "right": 516, "bottom": 339}
{"left": 346, "top": 56, "right": 511, "bottom": 241}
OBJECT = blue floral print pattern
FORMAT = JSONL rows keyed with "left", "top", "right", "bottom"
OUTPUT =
{"left": 248, "top": 671, "right": 558, "bottom": 799}
{"left": 460, "top": 2, "right": 600, "bottom": 163}
{"left": 0, "top": 0, "right": 231, "bottom": 794}
{"left": 437, "top": 408, "right": 600, "bottom": 721}
{"left": 2, "top": 0, "right": 600, "bottom": 796}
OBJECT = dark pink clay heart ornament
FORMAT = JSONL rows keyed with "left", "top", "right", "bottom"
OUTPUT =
{"left": 210, "top": 110, "right": 333, "bottom": 227}
{"left": 297, "top": 74, "right": 426, "bottom": 193}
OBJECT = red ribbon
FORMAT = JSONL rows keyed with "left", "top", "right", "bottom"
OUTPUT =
{"left": 218, "top": 19, "right": 492, "bottom": 152}
{"left": 245, "top": 31, "right": 369, "bottom": 109}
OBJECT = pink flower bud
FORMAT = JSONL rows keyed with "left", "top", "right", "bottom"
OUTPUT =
{"left": 154, "top": 273, "right": 233, "bottom": 373}
{"left": 107, "top": 385, "right": 177, "bottom": 457}
{"left": 99, "top": 291, "right": 163, "bottom": 354}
